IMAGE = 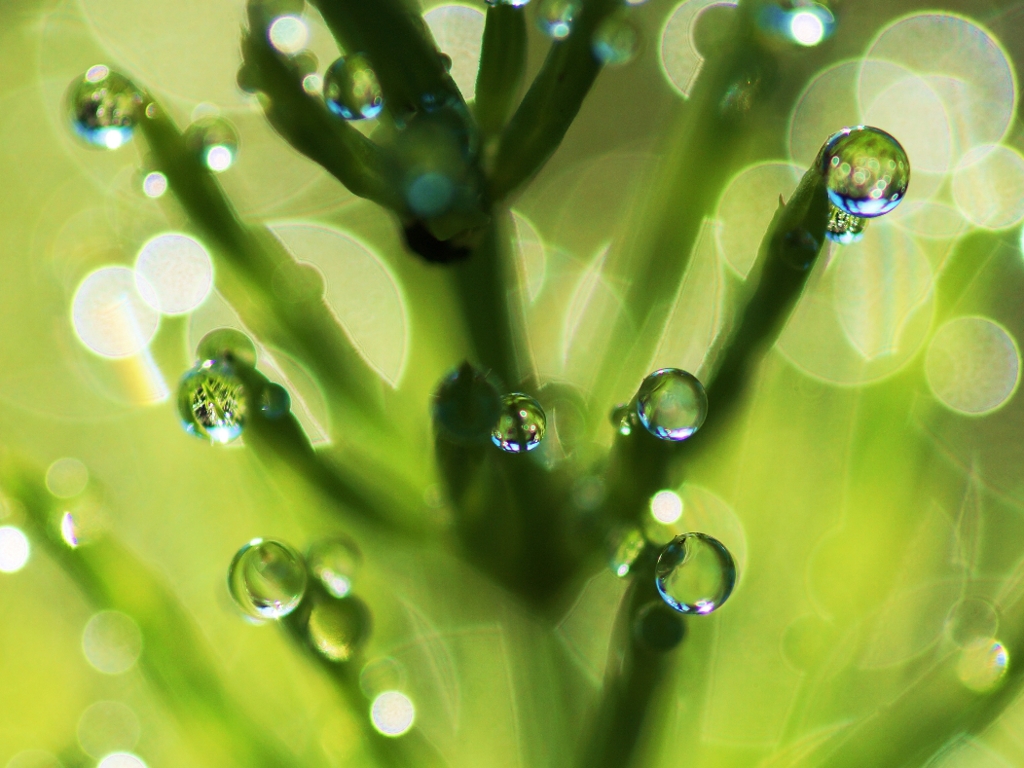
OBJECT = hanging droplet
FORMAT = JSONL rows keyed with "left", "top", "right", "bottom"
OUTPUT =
{"left": 608, "top": 527, "right": 646, "bottom": 577}
{"left": 259, "top": 383, "right": 291, "bottom": 419}
{"left": 491, "top": 393, "right": 546, "bottom": 453}
{"left": 177, "top": 360, "right": 248, "bottom": 444}
{"left": 307, "top": 593, "right": 372, "bottom": 662}
{"left": 636, "top": 369, "right": 708, "bottom": 441}
{"left": 228, "top": 538, "right": 308, "bottom": 619}
{"left": 825, "top": 203, "right": 867, "bottom": 244}
{"left": 536, "top": 0, "right": 580, "bottom": 39}
{"left": 610, "top": 402, "right": 636, "bottom": 436}
{"left": 197, "top": 328, "right": 258, "bottom": 369}
{"left": 634, "top": 601, "right": 686, "bottom": 652}
{"left": 184, "top": 116, "right": 239, "bottom": 173}
{"left": 324, "top": 54, "right": 384, "bottom": 120}
{"left": 655, "top": 533, "right": 736, "bottom": 615}
{"left": 592, "top": 14, "right": 640, "bottom": 65}
{"left": 65, "top": 65, "right": 143, "bottom": 150}
{"left": 485, "top": 0, "right": 531, "bottom": 6}
{"left": 307, "top": 537, "right": 362, "bottom": 598}
{"left": 432, "top": 363, "right": 502, "bottom": 445}
{"left": 956, "top": 637, "right": 1009, "bottom": 692}
{"left": 820, "top": 126, "right": 910, "bottom": 218}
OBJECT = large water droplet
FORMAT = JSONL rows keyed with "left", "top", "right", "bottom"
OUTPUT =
{"left": 592, "top": 14, "right": 640, "bottom": 65}
{"left": 608, "top": 526, "right": 646, "bottom": 578}
{"left": 536, "top": 0, "right": 580, "bottom": 39}
{"left": 956, "top": 637, "right": 1009, "bottom": 692}
{"left": 184, "top": 116, "right": 239, "bottom": 173}
{"left": 491, "top": 393, "right": 546, "bottom": 453}
{"left": 324, "top": 55, "right": 384, "bottom": 120}
{"left": 636, "top": 368, "right": 708, "bottom": 441}
{"left": 307, "top": 537, "right": 362, "bottom": 598}
{"left": 820, "top": 125, "right": 910, "bottom": 218}
{"left": 197, "top": 328, "right": 258, "bottom": 369}
{"left": 307, "top": 593, "right": 371, "bottom": 662}
{"left": 634, "top": 601, "right": 686, "bottom": 651}
{"left": 228, "top": 538, "right": 307, "bottom": 620}
{"left": 655, "top": 533, "right": 736, "bottom": 615}
{"left": 177, "top": 359, "right": 247, "bottom": 444}
{"left": 825, "top": 203, "right": 866, "bottom": 244}
{"left": 432, "top": 363, "right": 501, "bottom": 445}
{"left": 65, "top": 66, "right": 143, "bottom": 149}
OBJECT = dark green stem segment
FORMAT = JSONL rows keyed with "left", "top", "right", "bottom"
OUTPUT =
{"left": 474, "top": 5, "right": 528, "bottom": 138}
{"left": 488, "top": 0, "right": 622, "bottom": 199}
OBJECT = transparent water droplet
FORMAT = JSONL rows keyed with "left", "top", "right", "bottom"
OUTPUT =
{"left": 177, "top": 359, "right": 248, "bottom": 444}
{"left": 592, "top": 14, "right": 640, "bottom": 66}
{"left": 307, "top": 593, "right": 371, "bottom": 662}
{"left": 634, "top": 601, "right": 686, "bottom": 651}
{"left": 228, "top": 538, "right": 307, "bottom": 620}
{"left": 197, "top": 328, "right": 258, "bottom": 369}
{"left": 820, "top": 125, "right": 910, "bottom": 218}
{"left": 536, "top": 0, "right": 580, "bottom": 39}
{"left": 491, "top": 393, "right": 546, "bottom": 453}
{"left": 259, "top": 383, "right": 291, "bottom": 419}
{"left": 608, "top": 526, "right": 646, "bottom": 577}
{"left": 825, "top": 203, "right": 867, "bottom": 244}
{"left": 485, "top": 0, "right": 531, "bottom": 6}
{"left": 65, "top": 66, "right": 143, "bottom": 149}
{"left": 432, "top": 363, "right": 502, "bottom": 445}
{"left": 184, "top": 117, "right": 239, "bottom": 173}
{"left": 655, "top": 533, "right": 736, "bottom": 615}
{"left": 956, "top": 637, "right": 1009, "bottom": 692}
{"left": 636, "top": 368, "right": 708, "bottom": 441}
{"left": 307, "top": 537, "right": 362, "bottom": 598}
{"left": 324, "top": 55, "right": 384, "bottom": 120}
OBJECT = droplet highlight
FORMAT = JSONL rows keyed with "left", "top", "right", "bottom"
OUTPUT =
{"left": 655, "top": 532, "right": 736, "bottom": 615}
{"left": 491, "top": 393, "right": 546, "bottom": 453}
{"left": 66, "top": 66, "right": 142, "bottom": 149}
{"left": 636, "top": 368, "right": 708, "bottom": 441}
{"left": 826, "top": 204, "right": 866, "bottom": 244}
{"left": 820, "top": 126, "right": 910, "bottom": 218}
{"left": 956, "top": 637, "right": 1009, "bottom": 692}
{"left": 228, "top": 538, "right": 307, "bottom": 620}
{"left": 324, "top": 55, "right": 384, "bottom": 120}
{"left": 307, "top": 537, "right": 362, "bottom": 598}
{"left": 184, "top": 117, "right": 239, "bottom": 173}
{"left": 536, "top": 0, "right": 580, "bottom": 39}
{"left": 178, "top": 360, "right": 247, "bottom": 444}
{"left": 608, "top": 527, "right": 646, "bottom": 578}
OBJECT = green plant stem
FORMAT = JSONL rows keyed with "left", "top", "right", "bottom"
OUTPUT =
{"left": 474, "top": 5, "right": 528, "bottom": 139}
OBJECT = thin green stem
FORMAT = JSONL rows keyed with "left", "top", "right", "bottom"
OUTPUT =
{"left": 474, "top": 5, "right": 528, "bottom": 139}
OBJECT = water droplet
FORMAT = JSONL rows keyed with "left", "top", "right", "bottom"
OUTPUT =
{"left": 826, "top": 203, "right": 867, "bottom": 244}
{"left": 491, "top": 393, "right": 546, "bottom": 453}
{"left": 610, "top": 402, "right": 636, "bottom": 436}
{"left": 956, "top": 637, "right": 1008, "bottom": 692}
{"left": 592, "top": 14, "right": 640, "bottom": 65}
{"left": 82, "top": 611, "right": 142, "bottom": 674}
{"left": 946, "top": 599, "right": 1000, "bottom": 648}
{"left": 820, "top": 126, "right": 910, "bottom": 218}
{"left": 307, "top": 593, "right": 371, "bottom": 662}
{"left": 228, "top": 538, "right": 307, "bottom": 620}
{"left": 142, "top": 171, "right": 168, "bottom": 198}
{"left": 307, "top": 538, "right": 361, "bottom": 598}
{"left": 177, "top": 360, "right": 248, "bottom": 444}
{"left": 324, "top": 55, "right": 384, "bottom": 120}
{"left": 536, "top": 0, "right": 580, "bottom": 39}
{"left": 59, "top": 499, "right": 106, "bottom": 549}
{"left": 184, "top": 117, "right": 239, "bottom": 173}
{"left": 197, "top": 328, "right": 258, "bottom": 369}
{"left": 485, "top": 0, "right": 531, "bottom": 6}
{"left": 65, "top": 66, "right": 143, "bottom": 149}
{"left": 370, "top": 691, "right": 415, "bottom": 737}
{"left": 608, "top": 526, "right": 646, "bottom": 577}
{"left": 432, "top": 363, "right": 502, "bottom": 445}
{"left": 636, "top": 368, "right": 708, "bottom": 441}
{"left": 655, "top": 533, "right": 736, "bottom": 615}
{"left": 0, "top": 526, "right": 29, "bottom": 572}
{"left": 259, "top": 383, "right": 291, "bottom": 419}
{"left": 634, "top": 601, "right": 686, "bottom": 651}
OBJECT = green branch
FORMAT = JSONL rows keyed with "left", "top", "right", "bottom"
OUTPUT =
{"left": 474, "top": 5, "right": 528, "bottom": 139}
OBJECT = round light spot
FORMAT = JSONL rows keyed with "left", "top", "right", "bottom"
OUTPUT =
{"left": 46, "top": 458, "right": 89, "bottom": 498}
{"left": 650, "top": 490, "right": 683, "bottom": 525}
{"left": 204, "top": 145, "right": 233, "bottom": 173}
{"left": 790, "top": 11, "right": 824, "bottom": 46}
{"left": 141, "top": 172, "right": 167, "bottom": 199}
{"left": 134, "top": 234, "right": 214, "bottom": 315}
{"left": 925, "top": 317, "right": 1020, "bottom": 415}
{"left": 660, "top": 0, "right": 738, "bottom": 98}
{"left": 85, "top": 64, "right": 110, "bottom": 83}
{"left": 0, "top": 526, "right": 30, "bottom": 573}
{"left": 370, "top": 691, "right": 415, "bottom": 737}
{"left": 82, "top": 611, "right": 143, "bottom": 674}
{"left": 952, "top": 145, "right": 1024, "bottom": 230}
{"left": 956, "top": 637, "right": 1008, "bottom": 692}
{"left": 96, "top": 755, "right": 146, "bottom": 768}
{"left": 423, "top": 5, "right": 485, "bottom": 101}
{"left": 72, "top": 267, "right": 161, "bottom": 358}
{"left": 268, "top": 15, "right": 309, "bottom": 55}
{"left": 302, "top": 73, "right": 322, "bottom": 95}
{"left": 77, "top": 701, "right": 140, "bottom": 759}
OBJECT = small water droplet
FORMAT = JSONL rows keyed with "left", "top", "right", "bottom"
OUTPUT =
{"left": 228, "top": 538, "right": 307, "bottom": 620}
{"left": 634, "top": 601, "right": 686, "bottom": 651}
{"left": 307, "top": 593, "right": 371, "bottom": 662}
{"left": 592, "top": 14, "right": 640, "bottom": 65}
{"left": 65, "top": 66, "right": 143, "bottom": 149}
{"left": 324, "top": 54, "right": 384, "bottom": 120}
{"left": 820, "top": 125, "right": 910, "bottom": 218}
{"left": 491, "top": 393, "right": 546, "bottom": 453}
{"left": 956, "top": 637, "right": 1009, "bottom": 692}
{"left": 178, "top": 360, "right": 248, "bottom": 444}
{"left": 655, "top": 532, "right": 736, "bottom": 615}
{"left": 184, "top": 117, "right": 239, "bottom": 173}
{"left": 636, "top": 369, "right": 708, "bottom": 441}
{"left": 826, "top": 203, "right": 866, "bottom": 244}
{"left": 536, "top": 0, "right": 580, "bottom": 39}
{"left": 432, "top": 363, "right": 502, "bottom": 445}
{"left": 307, "top": 537, "right": 362, "bottom": 598}
{"left": 610, "top": 402, "right": 636, "bottom": 435}
{"left": 608, "top": 526, "right": 646, "bottom": 577}
{"left": 259, "top": 383, "right": 291, "bottom": 419}
{"left": 197, "top": 328, "right": 258, "bottom": 369}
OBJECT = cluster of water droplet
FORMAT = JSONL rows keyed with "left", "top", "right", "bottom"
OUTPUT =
{"left": 66, "top": 65, "right": 143, "bottom": 150}
{"left": 324, "top": 54, "right": 385, "bottom": 120}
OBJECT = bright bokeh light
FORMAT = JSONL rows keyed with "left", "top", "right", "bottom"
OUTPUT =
{"left": 0, "top": 526, "right": 29, "bottom": 573}
{"left": 268, "top": 15, "right": 309, "bottom": 54}
{"left": 82, "top": 611, "right": 143, "bottom": 675}
{"left": 423, "top": 5, "right": 485, "bottom": 101}
{"left": 85, "top": 64, "right": 109, "bottom": 83}
{"left": 651, "top": 490, "right": 683, "bottom": 524}
{"left": 660, "top": 0, "right": 738, "bottom": 98}
{"left": 61, "top": 512, "right": 79, "bottom": 548}
{"left": 46, "top": 457, "right": 89, "bottom": 498}
{"left": 952, "top": 144, "right": 1024, "bottom": 230}
{"left": 302, "top": 73, "right": 322, "bottom": 95}
{"left": 925, "top": 317, "right": 1020, "bottom": 415}
{"left": 204, "top": 145, "right": 234, "bottom": 172}
{"left": 370, "top": 691, "right": 415, "bottom": 736}
{"left": 135, "top": 234, "right": 214, "bottom": 315}
{"left": 72, "top": 267, "right": 160, "bottom": 358}
{"left": 789, "top": 11, "right": 824, "bottom": 46}
{"left": 96, "top": 754, "right": 146, "bottom": 768}
{"left": 142, "top": 171, "right": 167, "bottom": 198}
